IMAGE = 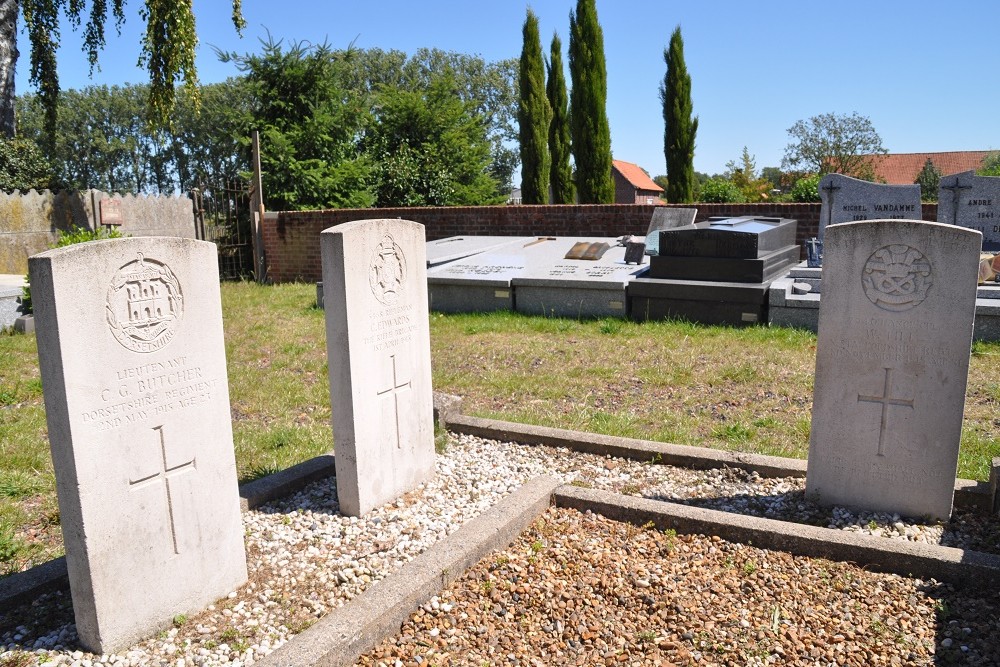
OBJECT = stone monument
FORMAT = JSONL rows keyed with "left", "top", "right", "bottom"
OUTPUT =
{"left": 938, "top": 170, "right": 1000, "bottom": 251}
{"left": 806, "top": 219, "right": 981, "bottom": 520}
{"left": 818, "top": 174, "right": 921, "bottom": 238}
{"left": 321, "top": 219, "right": 435, "bottom": 517}
{"left": 29, "top": 237, "right": 247, "bottom": 653}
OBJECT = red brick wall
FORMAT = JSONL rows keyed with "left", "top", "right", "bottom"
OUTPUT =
{"left": 261, "top": 203, "right": 940, "bottom": 283}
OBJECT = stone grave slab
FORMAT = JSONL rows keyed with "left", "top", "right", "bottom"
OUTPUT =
{"left": 321, "top": 219, "right": 435, "bottom": 517}
{"left": 425, "top": 239, "right": 539, "bottom": 313}
{"left": 426, "top": 235, "right": 534, "bottom": 267}
{"left": 628, "top": 276, "right": 771, "bottom": 326}
{"left": 645, "top": 206, "right": 698, "bottom": 255}
{"left": 658, "top": 216, "right": 797, "bottom": 258}
{"left": 806, "top": 219, "right": 981, "bottom": 520}
{"left": 938, "top": 171, "right": 1000, "bottom": 251}
{"left": 510, "top": 238, "right": 646, "bottom": 318}
{"left": 818, "top": 173, "right": 921, "bottom": 238}
{"left": 29, "top": 237, "right": 247, "bottom": 653}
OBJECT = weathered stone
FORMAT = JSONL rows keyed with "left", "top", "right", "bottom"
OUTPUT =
{"left": 818, "top": 174, "right": 921, "bottom": 238}
{"left": 806, "top": 220, "right": 981, "bottom": 520}
{"left": 29, "top": 237, "right": 247, "bottom": 653}
{"left": 321, "top": 219, "right": 435, "bottom": 517}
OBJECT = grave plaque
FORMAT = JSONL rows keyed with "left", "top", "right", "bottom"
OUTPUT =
{"left": 938, "top": 171, "right": 1000, "bottom": 251}
{"left": 321, "top": 219, "right": 434, "bottom": 517}
{"left": 645, "top": 207, "right": 698, "bottom": 255}
{"left": 818, "top": 174, "right": 921, "bottom": 238}
{"left": 425, "top": 236, "right": 533, "bottom": 267}
{"left": 806, "top": 219, "right": 980, "bottom": 520}
{"left": 29, "top": 238, "right": 247, "bottom": 653}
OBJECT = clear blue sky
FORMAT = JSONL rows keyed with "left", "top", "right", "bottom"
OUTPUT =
{"left": 14, "top": 1, "right": 1000, "bottom": 179}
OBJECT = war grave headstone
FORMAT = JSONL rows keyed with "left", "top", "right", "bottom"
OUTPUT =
{"left": 806, "top": 219, "right": 980, "bottom": 520}
{"left": 818, "top": 173, "right": 921, "bottom": 240}
{"left": 321, "top": 219, "right": 435, "bottom": 517}
{"left": 29, "top": 237, "right": 247, "bottom": 653}
{"left": 511, "top": 238, "right": 648, "bottom": 318}
{"left": 938, "top": 171, "right": 1000, "bottom": 251}
{"left": 644, "top": 207, "right": 698, "bottom": 255}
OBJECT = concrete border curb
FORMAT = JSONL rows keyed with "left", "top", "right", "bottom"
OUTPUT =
{"left": 447, "top": 414, "right": 994, "bottom": 511}
{"left": 255, "top": 475, "right": 559, "bottom": 667}
{"left": 0, "top": 454, "right": 339, "bottom": 608}
{"left": 554, "top": 485, "right": 1000, "bottom": 588}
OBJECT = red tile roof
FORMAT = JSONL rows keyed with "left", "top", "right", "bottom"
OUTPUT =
{"left": 865, "top": 151, "right": 993, "bottom": 184}
{"left": 612, "top": 160, "right": 663, "bottom": 192}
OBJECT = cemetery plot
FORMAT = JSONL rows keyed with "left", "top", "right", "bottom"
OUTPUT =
{"left": 425, "top": 235, "right": 534, "bottom": 267}
{"left": 29, "top": 237, "right": 247, "bottom": 653}
{"left": 644, "top": 206, "right": 697, "bottom": 255}
{"left": 938, "top": 170, "right": 1000, "bottom": 251}
{"left": 321, "top": 218, "right": 435, "bottom": 517}
{"left": 806, "top": 220, "right": 981, "bottom": 520}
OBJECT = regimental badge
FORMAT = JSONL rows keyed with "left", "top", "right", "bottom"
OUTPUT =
{"left": 106, "top": 253, "right": 184, "bottom": 353}
{"left": 369, "top": 234, "right": 407, "bottom": 305}
{"left": 861, "top": 244, "right": 933, "bottom": 312}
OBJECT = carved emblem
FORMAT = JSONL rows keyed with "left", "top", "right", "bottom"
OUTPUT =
{"left": 861, "top": 244, "right": 932, "bottom": 312}
{"left": 369, "top": 234, "right": 406, "bottom": 305}
{"left": 106, "top": 253, "right": 183, "bottom": 353}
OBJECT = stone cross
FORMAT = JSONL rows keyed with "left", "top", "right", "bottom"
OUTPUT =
{"left": 856, "top": 368, "right": 914, "bottom": 457}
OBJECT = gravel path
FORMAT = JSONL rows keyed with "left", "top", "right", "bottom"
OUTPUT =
{"left": 2, "top": 433, "right": 999, "bottom": 666}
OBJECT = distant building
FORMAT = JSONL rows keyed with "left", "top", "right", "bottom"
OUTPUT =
{"left": 864, "top": 151, "right": 993, "bottom": 184}
{"left": 507, "top": 187, "right": 522, "bottom": 205}
{"left": 612, "top": 160, "right": 663, "bottom": 204}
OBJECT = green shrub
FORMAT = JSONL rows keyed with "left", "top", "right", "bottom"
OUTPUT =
{"left": 698, "top": 177, "right": 745, "bottom": 203}
{"left": 789, "top": 174, "right": 821, "bottom": 202}
{"left": 21, "top": 226, "right": 126, "bottom": 315}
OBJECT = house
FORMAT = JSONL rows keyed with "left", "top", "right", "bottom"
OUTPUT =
{"left": 863, "top": 151, "right": 994, "bottom": 184}
{"left": 612, "top": 160, "right": 663, "bottom": 204}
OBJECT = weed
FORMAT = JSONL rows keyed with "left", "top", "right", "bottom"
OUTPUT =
{"left": 479, "top": 579, "right": 494, "bottom": 593}
{"left": 220, "top": 628, "right": 239, "bottom": 642}
{"left": 0, "top": 652, "right": 35, "bottom": 667}
{"left": 530, "top": 540, "right": 544, "bottom": 553}
{"left": 621, "top": 483, "right": 640, "bottom": 495}
{"left": 495, "top": 555, "right": 509, "bottom": 567}
{"left": 867, "top": 519, "right": 879, "bottom": 531}
{"left": 569, "top": 479, "right": 592, "bottom": 489}
{"left": 662, "top": 528, "right": 677, "bottom": 552}
{"left": 742, "top": 560, "right": 757, "bottom": 575}
{"left": 172, "top": 614, "right": 188, "bottom": 627}
{"left": 0, "top": 521, "right": 23, "bottom": 565}
{"left": 637, "top": 630, "right": 657, "bottom": 643}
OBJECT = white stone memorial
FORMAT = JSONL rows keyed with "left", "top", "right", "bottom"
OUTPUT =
{"left": 29, "top": 237, "right": 247, "bottom": 653}
{"left": 806, "top": 220, "right": 981, "bottom": 520}
{"left": 321, "top": 219, "right": 435, "bottom": 516}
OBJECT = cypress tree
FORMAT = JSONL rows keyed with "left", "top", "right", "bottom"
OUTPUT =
{"left": 518, "top": 9, "right": 551, "bottom": 204}
{"left": 547, "top": 32, "right": 574, "bottom": 204}
{"left": 568, "top": 0, "right": 613, "bottom": 203}
{"left": 661, "top": 25, "right": 698, "bottom": 203}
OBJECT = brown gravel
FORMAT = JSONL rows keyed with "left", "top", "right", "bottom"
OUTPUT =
{"left": 357, "top": 507, "right": 1000, "bottom": 667}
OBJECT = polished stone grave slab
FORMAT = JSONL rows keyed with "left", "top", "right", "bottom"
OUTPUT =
{"left": 818, "top": 173, "right": 921, "bottom": 238}
{"left": 628, "top": 275, "right": 773, "bottom": 326}
{"left": 426, "top": 235, "right": 534, "bottom": 267}
{"left": 938, "top": 171, "right": 1000, "bottom": 251}
{"left": 645, "top": 207, "right": 698, "bottom": 255}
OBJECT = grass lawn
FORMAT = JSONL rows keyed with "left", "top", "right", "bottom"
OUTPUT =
{"left": 1, "top": 281, "right": 998, "bottom": 575}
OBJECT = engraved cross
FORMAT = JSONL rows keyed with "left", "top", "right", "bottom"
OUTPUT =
{"left": 377, "top": 355, "right": 412, "bottom": 450}
{"left": 128, "top": 425, "right": 197, "bottom": 554}
{"left": 857, "top": 368, "right": 914, "bottom": 457}
{"left": 940, "top": 176, "right": 973, "bottom": 224}
{"left": 821, "top": 181, "right": 841, "bottom": 231}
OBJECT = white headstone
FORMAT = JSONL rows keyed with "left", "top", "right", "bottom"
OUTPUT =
{"left": 321, "top": 219, "right": 435, "bottom": 516}
{"left": 806, "top": 220, "right": 981, "bottom": 520}
{"left": 818, "top": 173, "right": 921, "bottom": 238}
{"left": 29, "top": 238, "right": 247, "bottom": 653}
{"left": 938, "top": 170, "right": 1000, "bottom": 251}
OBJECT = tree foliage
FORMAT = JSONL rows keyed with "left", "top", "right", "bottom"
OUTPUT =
{"left": 789, "top": 174, "right": 821, "bottom": 202}
{"left": 724, "top": 147, "right": 771, "bottom": 202}
{"left": 568, "top": 0, "right": 612, "bottom": 203}
{"left": 699, "top": 177, "right": 744, "bottom": 203}
{"left": 914, "top": 158, "right": 941, "bottom": 202}
{"left": 547, "top": 32, "right": 573, "bottom": 205}
{"left": 781, "top": 112, "right": 886, "bottom": 179}
{"left": 661, "top": 26, "right": 697, "bottom": 203}
{"left": 14, "top": 0, "right": 245, "bottom": 138}
{"left": 517, "top": 9, "right": 550, "bottom": 204}
{"left": 0, "top": 135, "right": 52, "bottom": 190}
{"left": 365, "top": 74, "right": 502, "bottom": 207}
{"left": 977, "top": 152, "right": 1000, "bottom": 177}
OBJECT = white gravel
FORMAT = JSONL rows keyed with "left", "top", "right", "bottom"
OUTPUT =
{"left": 1, "top": 432, "right": 995, "bottom": 666}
